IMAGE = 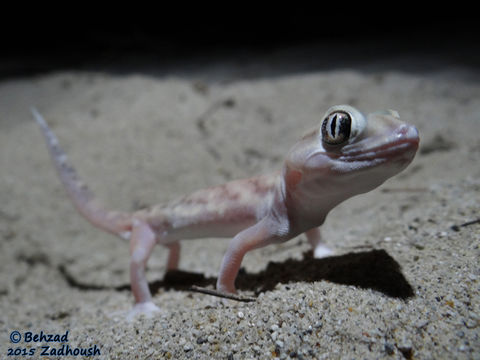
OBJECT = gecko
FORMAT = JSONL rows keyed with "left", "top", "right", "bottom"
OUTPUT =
{"left": 32, "top": 104, "right": 419, "bottom": 318}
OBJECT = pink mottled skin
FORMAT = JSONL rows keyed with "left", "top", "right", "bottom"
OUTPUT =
{"left": 32, "top": 105, "right": 419, "bottom": 318}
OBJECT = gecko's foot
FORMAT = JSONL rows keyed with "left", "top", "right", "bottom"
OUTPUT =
{"left": 313, "top": 245, "right": 334, "bottom": 259}
{"left": 215, "top": 283, "right": 237, "bottom": 295}
{"left": 126, "top": 301, "right": 162, "bottom": 321}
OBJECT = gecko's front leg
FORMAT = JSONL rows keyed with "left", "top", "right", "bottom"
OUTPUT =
{"left": 216, "top": 217, "right": 286, "bottom": 294}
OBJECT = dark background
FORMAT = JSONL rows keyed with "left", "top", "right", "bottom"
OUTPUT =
{"left": 0, "top": 8, "right": 478, "bottom": 79}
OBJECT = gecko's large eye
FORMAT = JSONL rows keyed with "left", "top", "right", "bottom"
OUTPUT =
{"left": 321, "top": 111, "right": 351, "bottom": 145}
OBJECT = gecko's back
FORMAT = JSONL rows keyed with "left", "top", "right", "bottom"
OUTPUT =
{"left": 142, "top": 174, "right": 280, "bottom": 241}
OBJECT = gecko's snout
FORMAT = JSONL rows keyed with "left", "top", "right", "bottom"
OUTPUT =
{"left": 393, "top": 124, "right": 420, "bottom": 152}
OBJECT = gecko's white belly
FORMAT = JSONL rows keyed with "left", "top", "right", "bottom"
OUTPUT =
{"left": 154, "top": 204, "right": 260, "bottom": 243}
{"left": 166, "top": 217, "right": 257, "bottom": 241}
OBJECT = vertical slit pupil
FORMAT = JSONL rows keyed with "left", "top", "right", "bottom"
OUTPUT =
{"left": 330, "top": 114, "right": 337, "bottom": 137}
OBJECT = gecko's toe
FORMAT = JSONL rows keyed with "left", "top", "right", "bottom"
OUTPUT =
{"left": 313, "top": 245, "right": 334, "bottom": 259}
{"left": 126, "top": 301, "right": 162, "bottom": 321}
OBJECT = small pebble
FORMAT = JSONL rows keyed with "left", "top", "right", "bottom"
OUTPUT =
{"left": 207, "top": 335, "right": 216, "bottom": 344}
{"left": 196, "top": 337, "right": 207, "bottom": 344}
{"left": 384, "top": 342, "right": 395, "bottom": 355}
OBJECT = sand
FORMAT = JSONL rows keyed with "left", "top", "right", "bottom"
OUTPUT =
{"left": 0, "top": 49, "right": 479, "bottom": 359}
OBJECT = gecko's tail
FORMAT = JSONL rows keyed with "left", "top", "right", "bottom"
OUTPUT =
{"left": 32, "top": 108, "right": 132, "bottom": 239}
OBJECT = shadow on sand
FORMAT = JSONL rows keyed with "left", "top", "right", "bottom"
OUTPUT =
{"left": 155, "top": 249, "right": 414, "bottom": 299}
{"left": 59, "top": 249, "right": 414, "bottom": 300}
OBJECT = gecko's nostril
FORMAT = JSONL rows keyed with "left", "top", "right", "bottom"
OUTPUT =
{"left": 396, "top": 124, "right": 419, "bottom": 142}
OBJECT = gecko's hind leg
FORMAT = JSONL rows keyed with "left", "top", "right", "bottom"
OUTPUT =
{"left": 305, "top": 227, "right": 334, "bottom": 258}
{"left": 128, "top": 219, "right": 161, "bottom": 320}
{"left": 164, "top": 241, "right": 181, "bottom": 271}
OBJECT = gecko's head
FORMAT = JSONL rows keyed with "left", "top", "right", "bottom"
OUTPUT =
{"left": 285, "top": 105, "right": 419, "bottom": 198}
